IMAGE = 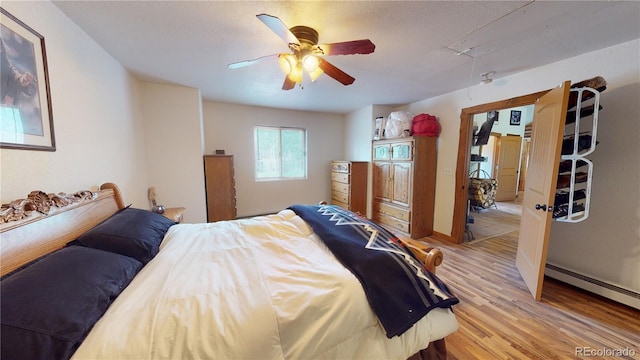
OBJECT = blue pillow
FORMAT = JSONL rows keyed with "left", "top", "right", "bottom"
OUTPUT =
{"left": 76, "top": 207, "right": 175, "bottom": 264}
{"left": 0, "top": 246, "right": 142, "bottom": 360}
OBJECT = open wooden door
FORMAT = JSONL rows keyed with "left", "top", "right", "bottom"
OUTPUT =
{"left": 516, "top": 81, "right": 570, "bottom": 300}
{"left": 494, "top": 134, "right": 522, "bottom": 202}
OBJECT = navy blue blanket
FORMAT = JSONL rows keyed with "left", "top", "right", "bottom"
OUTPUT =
{"left": 289, "top": 204, "right": 459, "bottom": 338}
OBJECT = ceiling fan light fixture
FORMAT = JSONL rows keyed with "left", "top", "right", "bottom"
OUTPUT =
{"left": 287, "top": 62, "right": 304, "bottom": 83}
{"left": 278, "top": 54, "right": 295, "bottom": 75}
{"left": 308, "top": 66, "right": 324, "bottom": 82}
{"left": 237, "top": 14, "right": 373, "bottom": 89}
{"left": 302, "top": 55, "right": 320, "bottom": 73}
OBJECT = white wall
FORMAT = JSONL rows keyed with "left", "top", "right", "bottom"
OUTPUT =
{"left": 344, "top": 104, "right": 394, "bottom": 217}
{"left": 140, "top": 83, "right": 206, "bottom": 223}
{"left": 344, "top": 104, "right": 395, "bottom": 161}
{"left": 400, "top": 39, "right": 639, "bottom": 296}
{"left": 202, "top": 101, "right": 344, "bottom": 217}
{"left": 0, "top": 1, "right": 149, "bottom": 207}
{"left": 344, "top": 105, "right": 373, "bottom": 161}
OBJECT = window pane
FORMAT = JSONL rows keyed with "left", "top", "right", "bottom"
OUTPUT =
{"left": 281, "top": 129, "right": 305, "bottom": 178}
{"left": 255, "top": 126, "right": 306, "bottom": 181}
{"left": 255, "top": 128, "right": 280, "bottom": 179}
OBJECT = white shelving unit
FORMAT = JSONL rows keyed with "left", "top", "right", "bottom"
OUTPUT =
{"left": 554, "top": 87, "right": 600, "bottom": 223}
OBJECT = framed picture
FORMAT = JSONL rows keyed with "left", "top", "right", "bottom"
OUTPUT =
{"left": 0, "top": 8, "right": 55, "bottom": 151}
{"left": 510, "top": 110, "right": 522, "bottom": 126}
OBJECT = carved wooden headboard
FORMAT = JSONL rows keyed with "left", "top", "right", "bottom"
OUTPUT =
{"left": 1, "top": 182, "right": 445, "bottom": 276}
{"left": 0, "top": 183, "right": 125, "bottom": 276}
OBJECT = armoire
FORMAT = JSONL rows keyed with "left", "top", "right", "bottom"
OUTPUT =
{"left": 371, "top": 136, "right": 437, "bottom": 239}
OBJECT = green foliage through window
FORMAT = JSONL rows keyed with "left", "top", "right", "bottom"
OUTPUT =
{"left": 254, "top": 126, "right": 307, "bottom": 180}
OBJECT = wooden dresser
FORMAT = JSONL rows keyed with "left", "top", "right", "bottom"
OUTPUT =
{"left": 330, "top": 161, "right": 368, "bottom": 215}
{"left": 371, "top": 136, "right": 436, "bottom": 239}
{"left": 204, "top": 155, "right": 237, "bottom": 222}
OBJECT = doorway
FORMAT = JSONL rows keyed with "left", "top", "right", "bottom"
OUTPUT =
{"left": 451, "top": 90, "right": 549, "bottom": 243}
{"left": 466, "top": 112, "right": 530, "bottom": 242}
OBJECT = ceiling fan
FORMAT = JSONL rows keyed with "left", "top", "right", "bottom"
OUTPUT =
{"left": 228, "top": 14, "right": 376, "bottom": 90}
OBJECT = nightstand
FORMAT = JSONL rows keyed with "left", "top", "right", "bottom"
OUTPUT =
{"left": 162, "top": 207, "right": 185, "bottom": 223}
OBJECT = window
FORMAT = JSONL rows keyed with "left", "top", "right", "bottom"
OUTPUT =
{"left": 254, "top": 126, "right": 307, "bottom": 181}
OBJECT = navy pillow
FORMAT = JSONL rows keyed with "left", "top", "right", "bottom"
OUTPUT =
{"left": 76, "top": 207, "right": 175, "bottom": 264}
{"left": 0, "top": 246, "right": 142, "bottom": 360}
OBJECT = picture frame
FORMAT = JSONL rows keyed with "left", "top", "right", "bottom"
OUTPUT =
{"left": 0, "top": 8, "right": 55, "bottom": 151}
{"left": 510, "top": 110, "right": 522, "bottom": 126}
{"left": 373, "top": 116, "right": 386, "bottom": 140}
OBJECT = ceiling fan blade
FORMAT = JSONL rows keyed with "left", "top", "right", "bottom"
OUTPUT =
{"left": 318, "top": 58, "right": 355, "bottom": 86}
{"left": 317, "top": 39, "right": 375, "bottom": 56}
{"left": 256, "top": 14, "right": 300, "bottom": 45}
{"left": 227, "top": 54, "right": 279, "bottom": 69}
{"left": 282, "top": 75, "right": 296, "bottom": 90}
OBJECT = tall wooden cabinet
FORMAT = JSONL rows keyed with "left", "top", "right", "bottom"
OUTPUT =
{"left": 330, "top": 161, "right": 368, "bottom": 215}
{"left": 372, "top": 136, "right": 437, "bottom": 239}
{"left": 204, "top": 155, "right": 237, "bottom": 222}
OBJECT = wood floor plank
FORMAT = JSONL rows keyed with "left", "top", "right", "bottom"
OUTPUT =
{"left": 419, "top": 230, "right": 640, "bottom": 360}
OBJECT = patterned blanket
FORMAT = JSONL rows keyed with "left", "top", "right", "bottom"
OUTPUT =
{"left": 289, "top": 204, "right": 459, "bottom": 338}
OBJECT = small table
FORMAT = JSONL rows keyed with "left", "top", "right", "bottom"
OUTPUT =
{"left": 162, "top": 207, "right": 185, "bottom": 223}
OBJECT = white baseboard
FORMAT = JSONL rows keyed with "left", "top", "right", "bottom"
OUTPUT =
{"left": 545, "top": 263, "right": 640, "bottom": 310}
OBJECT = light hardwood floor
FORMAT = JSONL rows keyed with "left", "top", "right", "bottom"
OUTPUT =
{"left": 421, "top": 231, "right": 640, "bottom": 359}
{"left": 466, "top": 194, "right": 524, "bottom": 242}
{"left": 465, "top": 208, "right": 520, "bottom": 243}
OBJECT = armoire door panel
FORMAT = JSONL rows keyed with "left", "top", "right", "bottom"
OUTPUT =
{"left": 391, "top": 162, "right": 412, "bottom": 207}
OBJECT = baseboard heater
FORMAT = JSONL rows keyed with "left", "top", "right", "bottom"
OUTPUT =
{"left": 545, "top": 263, "right": 640, "bottom": 310}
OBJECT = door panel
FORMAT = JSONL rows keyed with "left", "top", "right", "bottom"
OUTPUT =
{"left": 495, "top": 135, "right": 522, "bottom": 201}
{"left": 373, "top": 162, "right": 391, "bottom": 202}
{"left": 516, "top": 81, "right": 570, "bottom": 300}
{"left": 518, "top": 139, "right": 531, "bottom": 191}
{"left": 391, "top": 162, "right": 412, "bottom": 207}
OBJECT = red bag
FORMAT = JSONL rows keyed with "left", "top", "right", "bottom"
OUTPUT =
{"left": 411, "top": 113, "right": 440, "bottom": 137}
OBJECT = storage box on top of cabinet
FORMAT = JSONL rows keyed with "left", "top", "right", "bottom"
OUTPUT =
{"left": 372, "top": 136, "right": 437, "bottom": 239}
{"left": 330, "top": 161, "right": 368, "bottom": 215}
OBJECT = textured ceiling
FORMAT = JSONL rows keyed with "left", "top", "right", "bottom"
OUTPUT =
{"left": 53, "top": 1, "right": 640, "bottom": 114}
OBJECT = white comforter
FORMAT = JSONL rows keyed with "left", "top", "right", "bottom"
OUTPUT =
{"left": 72, "top": 210, "right": 458, "bottom": 359}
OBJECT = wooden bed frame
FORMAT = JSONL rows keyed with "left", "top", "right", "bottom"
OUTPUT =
{"left": 1, "top": 182, "right": 444, "bottom": 276}
{"left": 0, "top": 183, "right": 125, "bottom": 276}
{"left": 0, "top": 182, "right": 448, "bottom": 359}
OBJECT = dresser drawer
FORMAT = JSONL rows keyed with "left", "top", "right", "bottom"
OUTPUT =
{"left": 331, "top": 172, "right": 349, "bottom": 183}
{"left": 331, "top": 161, "right": 350, "bottom": 173}
{"left": 374, "top": 201, "right": 411, "bottom": 222}
{"left": 331, "top": 182, "right": 349, "bottom": 194}
{"left": 331, "top": 191, "right": 349, "bottom": 204}
{"left": 374, "top": 212, "right": 410, "bottom": 234}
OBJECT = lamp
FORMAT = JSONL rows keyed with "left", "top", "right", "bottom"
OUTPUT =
{"left": 278, "top": 52, "right": 324, "bottom": 86}
{"left": 304, "top": 55, "right": 325, "bottom": 82}
{"left": 278, "top": 54, "right": 295, "bottom": 75}
{"left": 302, "top": 54, "right": 319, "bottom": 72}
{"left": 288, "top": 62, "right": 303, "bottom": 83}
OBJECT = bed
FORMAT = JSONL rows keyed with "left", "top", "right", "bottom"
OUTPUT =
{"left": 1, "top": 183, "right": 459, "bottom": 360}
